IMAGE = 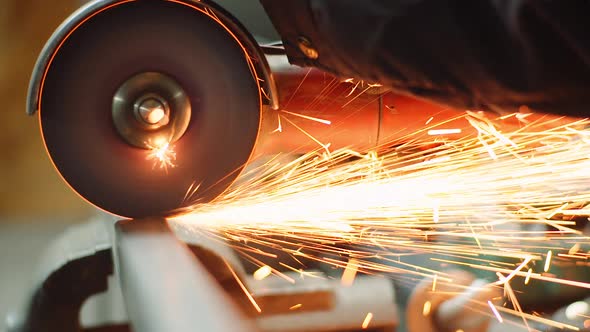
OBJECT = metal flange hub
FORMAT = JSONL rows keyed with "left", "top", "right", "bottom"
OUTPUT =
{"left": 112, "top": 72, "right": 191, "bottom": 148}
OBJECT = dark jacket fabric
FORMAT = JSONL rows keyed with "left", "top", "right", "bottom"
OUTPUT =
{"left": 260, "top": 0, "right": 590, "bottom": 116}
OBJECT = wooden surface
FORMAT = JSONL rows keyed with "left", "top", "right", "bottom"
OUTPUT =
{"left": 0, "top": 0, "right": 92, "bottom": 219}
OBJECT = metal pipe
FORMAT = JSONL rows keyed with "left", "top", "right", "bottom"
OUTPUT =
{"left": 114, "top": 218, "right": 256, "bottom": 332}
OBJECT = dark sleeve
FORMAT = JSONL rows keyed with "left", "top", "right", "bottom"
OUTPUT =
{"left": 259, "top": 0, "right": 590, "bottom": 117}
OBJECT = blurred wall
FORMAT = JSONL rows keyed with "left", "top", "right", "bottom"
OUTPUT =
{"left": 0, "top": 0, "right": 93, "bottom": 219}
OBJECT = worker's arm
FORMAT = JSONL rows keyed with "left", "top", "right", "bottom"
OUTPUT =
{"left": 260, "top": 0, "right": 590, "bottom": 117}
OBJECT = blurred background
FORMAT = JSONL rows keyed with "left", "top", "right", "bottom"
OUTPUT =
{"left": 0, "top": 0, "right": 94, "bottom": 218}
{"left": 0, "top": 0, "right": 94, "bottom": 328}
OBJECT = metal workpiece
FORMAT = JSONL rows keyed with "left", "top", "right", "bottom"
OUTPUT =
{"left": 176, "top": 222, "right": 398, "bottom": 331}
{"left": 114, "top": 218, "right": 256, "bottom": 332}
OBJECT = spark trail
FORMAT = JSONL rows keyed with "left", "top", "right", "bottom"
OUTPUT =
{"left": 171, "top": 113, "right": 590, "bottom": 330}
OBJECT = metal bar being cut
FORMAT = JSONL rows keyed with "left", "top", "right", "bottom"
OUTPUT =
{"left": 114, "top": 218, "right": 256, "bottom": 332}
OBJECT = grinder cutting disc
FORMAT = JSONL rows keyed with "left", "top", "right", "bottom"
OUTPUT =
{"left": 38, "top": 0, "right": 261, "bottom": 218}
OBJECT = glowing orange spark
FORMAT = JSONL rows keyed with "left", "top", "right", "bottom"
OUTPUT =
{"left": 544, "top": 250, "right": 553, "bottom": 272}
{"left": 146, "top": 140, "right": 176, "bottom": 171}
{"left": 488, "top": 300, "right": 503, "bottom": 323}
{"left": 524, "top": 268, "right": 533, "bottom": 285}
{"left": 280, "top": 110, "right": 332, "bottom": 125}
{"left": 561, "top": 209, "right": 590, "bottom": 216}
{"left": 427, "top": 128, "right": 462, "bottom": 136}
{"left": 224, "top": 260, "right": 261, "bottom": 313}
{"left": 362, "top": 312, "right": 373, "bottom": 329}
{"left": 341, "top": 258, "right": 359, "bottom": 286}
{"left": 272, "top": 114, "right": 283, "bottom": 133}
{"left": 182, "top": 181, "right": 202, "bottom": 204}
{"left": 494, "top": 257, "right": 532, "bottom": 285}
{"left": 281, "top": 115, "right": 331, "bottom": 153}
{"left": 344, "top": 80, "right": 361, "bottom": 97}
{"left": 341, "top": 84, "right": 374, "bottom": 108}
{"left": 569, "top": 243, "right": 581, "bottom": 255}
{"left": 253, "top": 265, "right": 272, "bottom": 281}
{"left": 423, "top": 301, "right": 432, "bottom": 316}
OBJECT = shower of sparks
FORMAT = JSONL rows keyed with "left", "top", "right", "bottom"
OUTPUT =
{"left": 146, "top": 140, "right": 177, "bottom": 171}
{"left": 171, "top": 112, "right": 590, "bottom": 330}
